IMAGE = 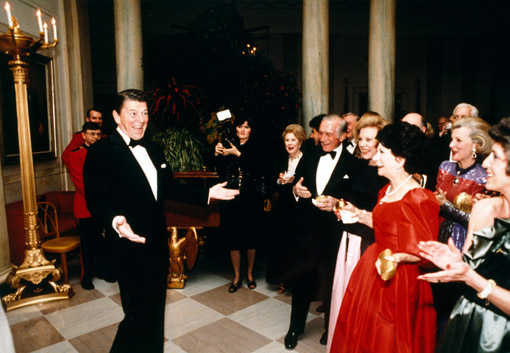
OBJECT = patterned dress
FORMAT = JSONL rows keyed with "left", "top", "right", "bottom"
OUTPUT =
{"left": 435, "top": 161, "right": 486, "bottom": 250}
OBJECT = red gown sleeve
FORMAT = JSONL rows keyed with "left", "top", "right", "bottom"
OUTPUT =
{"left": 397, "top": 188, "right": 440, "bottom": 257}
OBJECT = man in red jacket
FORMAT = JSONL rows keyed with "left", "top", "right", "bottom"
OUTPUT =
{"left": 63, "top": 108, "right": 103, "bottom": 154}
{"left": 62, "top": 122, "right": 104, "bottom": 289}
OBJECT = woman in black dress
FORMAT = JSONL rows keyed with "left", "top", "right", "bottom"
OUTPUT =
{"left": 266, "top": 124, "right": 307, "bottom": 294}
{"left": 215, "top": 118, "right": 267, "bottom": 292}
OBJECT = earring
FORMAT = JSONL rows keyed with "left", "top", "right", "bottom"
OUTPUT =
{"left": 472, "top": 149, "right": 477, "bottom": 159}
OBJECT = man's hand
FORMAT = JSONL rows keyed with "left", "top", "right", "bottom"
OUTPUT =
{"left": 293, "top": 177, "right": 311, "bottom": 198}
{"left": 209, "top": 182, "right": 240, "bottom": 200}
{"left": 315, "top": 196, "right": 338, "bottom": 212}
{"left": 115, "top": 216, "right": 146, "bottom": 244}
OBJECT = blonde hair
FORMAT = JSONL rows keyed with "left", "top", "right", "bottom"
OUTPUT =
{"left": 354, "top": 112, "right": 389, "bottom": 142}
{"left": 452, "top": 116, "right": 492, "bottom": 157}
{"left": 282, "top": 124, "right": 307, "bottom": 143}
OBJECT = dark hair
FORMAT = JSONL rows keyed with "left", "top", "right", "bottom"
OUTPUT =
{"left": 309, "top": 114, "right": 327, "bottom": 130}
{"left": 376, "top": 122, "right": 426, "bottom": 174}
{"left": 234, "top": 117, "right": 255, "bottom": 129}
{"left": 86, "top": 108, "right": 102, "bottom": 117}
{"left": 114, "top": 89, "right": 148, "bottom": 114}
{"left": 82, "top": 122, "right": 101, "bottom": 132}
{"left": 489, "top": 117, "right": 510, "bottom": 175}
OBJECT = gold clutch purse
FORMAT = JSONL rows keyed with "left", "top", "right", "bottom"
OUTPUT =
{"left": 378, "top": 249, "right": 396, "bottom": 281}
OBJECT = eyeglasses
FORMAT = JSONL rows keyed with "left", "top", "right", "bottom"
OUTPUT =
{"left": 85, "top": 132, "right": 102, "bottom": 137}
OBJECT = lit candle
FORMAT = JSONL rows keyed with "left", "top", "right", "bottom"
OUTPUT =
{"left": 43, "top": 22, "right": 48, "bottom": 43}
{"left": 51, "top": 17, "right": 57, "bottom": 40}
{"left": 5, "top": 2, "right": 13, "bottom": 28}
{"left": 36, "top": 9, "right": 43, "bottom": 33}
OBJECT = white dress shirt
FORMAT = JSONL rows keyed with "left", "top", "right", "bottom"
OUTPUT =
{"left": 112, "top": 128, "right": 159, "bottom": 235}
{"left": 117, "top": 127, "right": 158, "bottom": 200}
{"left": 316, "top": 144, "right": 343, "bottom": 196}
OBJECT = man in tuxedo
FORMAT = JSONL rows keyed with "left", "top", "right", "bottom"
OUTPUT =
{"left": 340, "top": 112, "right": 359, "bottom": 155}
{"left": 83, "top": 89, "right": 238, "bottom": 353}
{"left": 284, "top": 114, "right": 365, "bottom": 349}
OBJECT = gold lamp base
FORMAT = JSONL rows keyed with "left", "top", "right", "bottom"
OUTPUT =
{"left": 2, "top": 259, "right": 75, "bottom": 311}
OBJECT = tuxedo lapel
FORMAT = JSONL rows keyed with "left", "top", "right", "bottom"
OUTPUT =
{"left": 110, "top": 132, "right": 156, "bottom": 203}
{"left": 323, "top": 150, "right": 352, "bottom": 195}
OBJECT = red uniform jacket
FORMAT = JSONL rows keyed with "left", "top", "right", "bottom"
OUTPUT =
{"left": 62, "top": 145, "right": 91, "bottom": 219}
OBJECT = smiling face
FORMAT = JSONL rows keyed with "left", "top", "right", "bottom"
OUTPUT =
{"left": 87, "top": 110, "right": 103, "bottom": 127}
{"left": 113, "top": 100, "right": 148, "bottom": 141}
{"left": 284, "top": 132, "right": 301, "bottom": 157}
{"left": 482, "top": 142, "right": 510, "bottom": 193}
{"left": 319, "top": 119, "right": 343, "bottom": 152}
{"left": 450, "top": 126, "right": 476, "bottom": 166}
{"left": 372, "top": 144, "right": 403, "bottom": 179}
{"left": 358, "top": 126, "right": 379, "bottom": 160}
{"left": 236, "top": 121, "right": 252, "bottom": 144}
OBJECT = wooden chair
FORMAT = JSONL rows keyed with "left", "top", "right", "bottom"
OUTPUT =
{"left": 38, "top": 201, "right": 80, "bottom": 284}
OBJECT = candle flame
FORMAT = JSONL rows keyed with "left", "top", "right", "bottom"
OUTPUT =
{"left": 51, "top": 17, "right": 55, "bottom": 25}
{"left": 5, "top": 2, "right": 10, "bottom": 11}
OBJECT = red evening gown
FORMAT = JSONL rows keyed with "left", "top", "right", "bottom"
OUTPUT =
{"left": 330, "top": 186, "right": 439, "bottom": 353}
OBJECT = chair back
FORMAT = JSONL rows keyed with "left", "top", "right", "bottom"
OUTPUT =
{"left": 37, "top": 201, "right": 60, "bottom": 241}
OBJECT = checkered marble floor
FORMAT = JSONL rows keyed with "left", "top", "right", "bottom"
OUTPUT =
{"left": 5, "top": 244, "right": 326, "bottom": 353}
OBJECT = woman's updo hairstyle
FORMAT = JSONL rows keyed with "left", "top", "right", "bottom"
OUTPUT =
{"left": 376, "top": 121, "right": 426, "bottom": 174}
{"left": 489, "top": 117, "right": 510, "bottom": 175}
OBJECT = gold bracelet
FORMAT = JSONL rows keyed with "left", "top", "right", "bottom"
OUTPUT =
{"left": 477, "top": 279, "right": 496, "bottom": 304}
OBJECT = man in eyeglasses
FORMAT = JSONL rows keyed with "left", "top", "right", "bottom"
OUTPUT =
{"left": 63, "top": 108, "right": 104, "bottom": 153}
{"left": 62, "top": 121, "right": 105, "bottom": 290}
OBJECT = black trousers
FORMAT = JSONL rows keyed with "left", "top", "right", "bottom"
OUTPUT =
{"left": 77, "top": 217, "right": 103, "bottom": 281}
{"left": 110, "top": 274, "right": 167, "bottom": 353}
{"left": 288, "top": 263, "right": 334, "bottom": 334}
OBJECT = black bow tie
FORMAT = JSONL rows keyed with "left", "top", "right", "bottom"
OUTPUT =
{"left": 320, "top": 150, "right": 337, "bottom": 159}
{"left": 343, "top": 139, "right": 353, "bottom": 148}
{"left": 129, "top": 139, "right": 145, "bottom": 148}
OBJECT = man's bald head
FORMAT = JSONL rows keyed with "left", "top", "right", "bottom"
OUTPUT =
{"left": 402, "top": 113, "right": 426, "bottom": 133}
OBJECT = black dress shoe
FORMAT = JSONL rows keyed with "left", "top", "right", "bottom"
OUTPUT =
{"left": 284, "top": 331, "right": 301, "bottom": 350}
{"left": 81, "top": 280, "right": 95, "bottom": 290}
{"left": 320, "top": 330, "right": 328, "bottom": 345}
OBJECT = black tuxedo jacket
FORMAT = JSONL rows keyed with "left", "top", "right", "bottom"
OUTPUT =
{"left": 83, "top": 131, "right": 208, "bottom": 279}
{"left": 293, "top": 146, "right": 366, "bottom": 226}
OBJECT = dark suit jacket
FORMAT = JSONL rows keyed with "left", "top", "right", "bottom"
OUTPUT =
{"left": 286, "top": 147, "right": 365, "bottom": 277}
{"left": 83, "top": 131, "right": 208, "bottom": 280}
{"left": 294, "top": 147, "right": 365, "bottom": 226}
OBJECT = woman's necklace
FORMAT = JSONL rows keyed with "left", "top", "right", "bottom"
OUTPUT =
{"left": 289, "top": 151, "right": 302, "bottom": 160}
{"left": 380, "top": 175, "right": 413, "bottom": 204}
{"left": 453, "top": 161, "right": 476, "bottom": 186}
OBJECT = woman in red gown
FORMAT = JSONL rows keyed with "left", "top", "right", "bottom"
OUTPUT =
{"left": 331, "top": 122, "right": 440, "bottom": 353}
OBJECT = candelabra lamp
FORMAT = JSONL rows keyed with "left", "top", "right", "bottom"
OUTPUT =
{"left": 1, "top": 7, "right": 74, "bottom": 311}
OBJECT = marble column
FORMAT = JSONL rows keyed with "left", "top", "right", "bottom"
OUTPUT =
{"left": 302, "top": 0, "right": 329, "bottom": 134}
{"left": 368, "top": 0, "right": 396, "bottom": 122}
{"left": 114, "top": 0, "right": 143, "bottom": 91}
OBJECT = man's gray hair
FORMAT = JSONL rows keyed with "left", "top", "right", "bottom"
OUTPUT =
{"left": 322, "top": 114, "right": 347, "bottom": 137}
{"left": 453, "top": 103, "right": 479, "bottom": 117}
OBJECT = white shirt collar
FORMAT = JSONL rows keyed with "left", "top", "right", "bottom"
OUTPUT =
{"left": 117, "top": 127, "right": 131, "bottom": 145}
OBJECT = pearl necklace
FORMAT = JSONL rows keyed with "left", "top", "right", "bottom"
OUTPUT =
{"left": 380, "top": 175, "right": 413, "bottom": 204}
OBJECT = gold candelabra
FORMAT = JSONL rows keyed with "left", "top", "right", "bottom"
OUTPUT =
{"left": 1, "top": 4, "right": 74, "bottom": 311}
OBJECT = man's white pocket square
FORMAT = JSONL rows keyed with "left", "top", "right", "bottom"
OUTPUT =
{"left": 161, "top": 163, "right": 167, "bottom": 169}
{"left": 343, "top": 174, "right": 349, "bottom": 179}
